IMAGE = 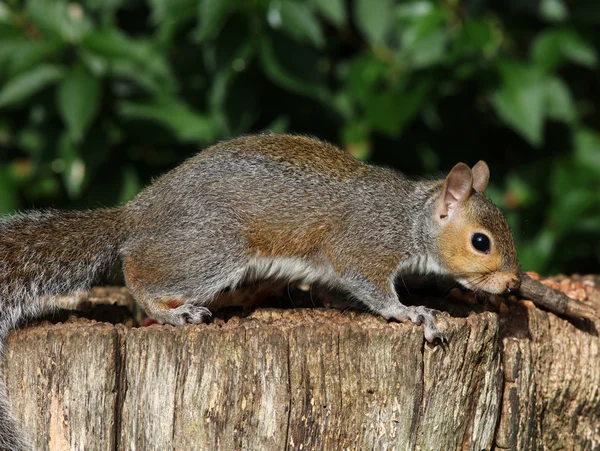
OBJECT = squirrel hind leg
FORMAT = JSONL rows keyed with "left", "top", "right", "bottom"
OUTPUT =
{"left": 125, "top": 281, "right": 213, "bottom": 326}
{"left": 122, "top": 255, "right": 214, "bottom": 326}
{"left": 122, "top": 253, "right": 249, "bottom": 326}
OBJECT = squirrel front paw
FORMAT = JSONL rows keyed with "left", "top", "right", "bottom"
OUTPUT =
{"left": 383, "top": 305, "right": 447, "bottom": 344}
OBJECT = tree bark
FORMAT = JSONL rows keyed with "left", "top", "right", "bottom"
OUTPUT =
{"left": 3, "top": 293, "right": 600, "bottom": 450}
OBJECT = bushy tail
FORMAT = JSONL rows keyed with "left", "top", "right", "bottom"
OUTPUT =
{"left": 0, "top": 208, "right": 128, "bottom": 450}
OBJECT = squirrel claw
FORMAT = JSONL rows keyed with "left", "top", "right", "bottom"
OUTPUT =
{"left": 382, "top": 305, "right": 446, "bottom": 344}
{"left": 178, "top": 304, "right": 212, "bottom": 325}
{"left": 151, "top": 303, "right": 212, "bottom": 326}
{"left": 424, "top": 328, "right": 448, "bottom": 345}
{"left": 401, "top": 305, "right": 446, "bottom": 345}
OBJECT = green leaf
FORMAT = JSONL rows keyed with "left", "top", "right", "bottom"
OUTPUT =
{"left": 398, "top": 8, "right": 449, "bottom": 68}
{"left": 119, "top": 100, "right": 216, "bottom": 143}
{"left": 550, "top": 189, "right": 596, "bottom": 232}
{"left": 258, "top": 37, "right": 331, "bottom": 103}
{"left": 17, "top": 128, "right": 45, "bottom": 157}
{"left": 532, "top": 29, "right": 597, "bottom": 72}
{"left": 341, "top": 54, "right": 391, "bottom": 106}
{"left": 79, "top": 49, "right": 109, "bottom": 77}
{"left": 355, "top": 0, "right": 392, "bottom": 45}
{"left": 58, "top": 132, "right": 86, "bottom": 199}
{"left": 573, "top": 129, "right": 600, "bottom": 174}
{"left": 400, "top": 7, "right": 447, "bottom": 46}
{"left": 561, "top": 32, "right": 598, "bottom": 67}
{"left": 57, "top": 63, "right": 101, "bottom": 142}
{"left": 313, "top": 0, "right": 346, "bottom": 26}
{"left": 405, "top": 29, "right": 447, "bottom": 68}
{"left": 196, "top": 0, "right": 232, "bottom": 41}
{"left": 26, "top": 0, "right": 93, "bottom": 43}
{"left": 332, "top": 91, "right": 354, "bottom": 120}
{"left": 365, "top": 77, "right": 432, "bottom": 135}
{"left": 491, "top": 61, "right": 545, "bottom": 146}
{"left": 7, "top": 38, "right": 64, "bottom": 78}
{"left": 149, "top": 0, "right": 196, "bottom": 44}
{"left": 276, "top": 2, "right": 324, "bottom": 48}
{"left": 396, "top": 1, "right": 433, "bottom": 19}
{"left": 531, "top": 32, "right": 562, "bottom": 72}
{"left": 0, "top": 39, "right": 26, "bottom": 67}
{"left": 83, "top": 29, "right": 176, "bottom": 93}
{"left": 148, "top": 0, "right": 170, "bottom": 22}
{"left": 83, "top": 28, "right": 134, "bottom": 59}
{"left": 111, "top": 61, "right": 169, "bottom": 95}
{"left": 540, "top": 0, "right": 568, "bottom": 22}
{"left": 0, "top": 65, "right": 64, "bottom": 108}
{"left": 452, "top": 19, "right": 497, "bottom": 59}
{"left": 0, "top": 2, "right": 12, "bottom": 23}
{"left": 543, "top": 76, "right": 576, "bottom": 123}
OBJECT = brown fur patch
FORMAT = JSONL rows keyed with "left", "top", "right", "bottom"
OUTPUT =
{"left": 245, "top": 215, "right": 401, "bottom": 296}
{"left": 123, "top": 256, "right": 150, "bottom": 291}
{"left": 166, "top": 299, "right": 184, "bottom": 309}
{"left": 123, "top": 256, "right": 171, "bottom": 311}
{"left": 246, "top": 218, "right": 333, "bottom": 259}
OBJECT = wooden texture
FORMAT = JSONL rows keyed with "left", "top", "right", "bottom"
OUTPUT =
{"left": 4, "top": 322, "right": 123, "bottom": 451}
{"left": 3, "top": 303, "right": 599, "bottom": 450}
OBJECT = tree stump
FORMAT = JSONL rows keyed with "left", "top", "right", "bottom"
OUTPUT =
{"left": 3, "top": 284, "right": 599, "bottom": 450}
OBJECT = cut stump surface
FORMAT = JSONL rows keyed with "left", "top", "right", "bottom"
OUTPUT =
{"left": 4, "top": 282, "right": 600, "bottom": 451}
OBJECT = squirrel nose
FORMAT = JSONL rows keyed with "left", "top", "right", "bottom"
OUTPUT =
{"left": 504, "top": 276, "right": 521, "bottom": 293}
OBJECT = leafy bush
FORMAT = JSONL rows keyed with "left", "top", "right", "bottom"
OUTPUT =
{"left": 0, "top": 0, "right": 598, "bottom": 273}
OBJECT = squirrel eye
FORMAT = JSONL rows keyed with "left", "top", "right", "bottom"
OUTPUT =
{"left": 471, "top": 233, "right": 491, "bottom": 253}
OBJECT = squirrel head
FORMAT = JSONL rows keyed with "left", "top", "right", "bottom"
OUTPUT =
{"left": 433, "top": 161, "right": 520, "bottom": 294}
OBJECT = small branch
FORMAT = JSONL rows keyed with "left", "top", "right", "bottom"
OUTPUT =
{"left": 518, "top": 272, "right": 597, "bottom": 321}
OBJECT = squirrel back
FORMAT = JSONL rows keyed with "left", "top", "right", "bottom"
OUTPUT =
{"left": 126, "top": 134, "right": 518, "bottom": 295}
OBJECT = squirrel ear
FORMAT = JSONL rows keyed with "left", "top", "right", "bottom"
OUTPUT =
{"left": 472, "top": 160, "right": 490, "bottom": 193}
{"left": 435, "top": 163, "right": 473, "bottom": 220}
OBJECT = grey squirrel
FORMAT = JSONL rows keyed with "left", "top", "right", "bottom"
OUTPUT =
{"left": 0, "top": 133, "right": 520, "bottom": 449}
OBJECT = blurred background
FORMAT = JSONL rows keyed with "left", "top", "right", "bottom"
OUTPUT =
{"left": 0, "top": 0, "right": 598, "bottom": 274}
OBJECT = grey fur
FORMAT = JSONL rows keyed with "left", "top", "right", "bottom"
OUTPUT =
{"left": 0, "top": 133, "right": 518, "bottom": 447}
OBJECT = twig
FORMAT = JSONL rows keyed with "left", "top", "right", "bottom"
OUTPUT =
{"left": 518, "top": 272, "right": 597, "bottom": 321}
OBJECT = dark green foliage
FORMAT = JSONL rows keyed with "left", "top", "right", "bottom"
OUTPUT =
{"left": 0, "top": 0, "right": 598, "bottom": 273}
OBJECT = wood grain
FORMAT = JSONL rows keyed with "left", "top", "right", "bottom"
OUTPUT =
{"left": 4, "top": 321, "right": 122, "bottom": 451}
